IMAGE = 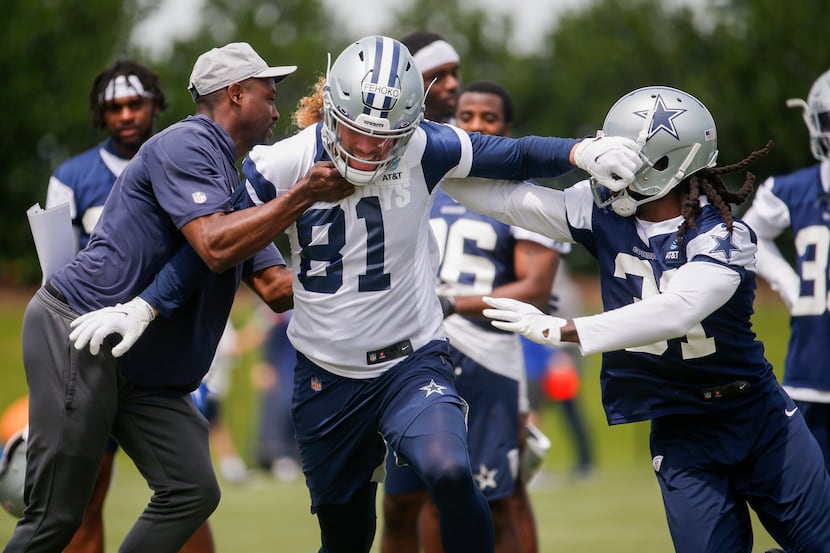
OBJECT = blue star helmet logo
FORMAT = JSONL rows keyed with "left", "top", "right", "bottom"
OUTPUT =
{"left": 634, "top": 94, "right": 686, "bottom": 141}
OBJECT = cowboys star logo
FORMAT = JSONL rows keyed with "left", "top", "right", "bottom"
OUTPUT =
{"left": 419, "top": 379, "right": 446, "bottom": 397}
{"left": 634, "top": 94, "right": 686, "bottom": 141}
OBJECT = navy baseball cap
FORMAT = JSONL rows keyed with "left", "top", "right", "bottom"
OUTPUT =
{"left": 188, "top": 42, "right": 297, "bottom": 101}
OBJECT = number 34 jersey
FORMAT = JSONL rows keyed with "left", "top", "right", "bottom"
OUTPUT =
{"left": 443, "top": 178, "right": 775, "bottom": 424}
{"left": 571, "top": 183, "right": 772, "bottom": 423}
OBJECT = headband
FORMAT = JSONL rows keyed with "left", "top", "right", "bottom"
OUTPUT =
{"left": 412, "top": 40, "right": 460, "bottom": 74}
{"left": 102, "top": 75, "right": 154, "bottom": 103}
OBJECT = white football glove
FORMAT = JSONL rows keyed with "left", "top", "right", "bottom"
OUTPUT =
{"left": 69, "top": 297, "right": 156, "bottom": 357}
{"left": 573, "top": 135, "right": 641, "bottom": 191}
{"left": 482, "top": 296, "right": 566, "bottom": 346}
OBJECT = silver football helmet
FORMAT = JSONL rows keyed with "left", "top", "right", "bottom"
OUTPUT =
{"left": 787, "top": 68, "right": 830, "bottom": 162}
{"left": 592, "top": 86, "right": 719, "bottom": 216}
{"left": 0, "top": 427, "right": 27, "bottom": 518}
{"left": 322, "top": 35, "right": 425, "bottom": 185}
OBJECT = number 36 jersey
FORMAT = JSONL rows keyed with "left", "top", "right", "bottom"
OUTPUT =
{"left": 242, "top": 122, "right": 577, "bottom": 378}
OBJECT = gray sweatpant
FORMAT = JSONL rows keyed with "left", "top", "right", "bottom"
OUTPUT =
{"left": 3, "top": 288, "right": 220, "bottom": 553}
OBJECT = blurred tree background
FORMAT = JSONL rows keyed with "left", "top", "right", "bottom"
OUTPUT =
{"left": 2, "top": 0, "right": 829, "bottom": 282}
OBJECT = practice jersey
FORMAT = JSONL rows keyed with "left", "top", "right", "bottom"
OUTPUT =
{"left": 52, "top": 115, "right": 283, "bottom": 392}
{"left": 242, "top": 122, "right": 577, "bottom": 378}
{"left": 46, "top": 137, "right": 129, "bottom": 249}
{"left": 430, "top": 188, "right": 565, "bottom": 380}
{"left": 443, "top": 179, "right": 776, "bottom": 424}
{"left": 743, "top": 161, "right": 830, "bottom": 397}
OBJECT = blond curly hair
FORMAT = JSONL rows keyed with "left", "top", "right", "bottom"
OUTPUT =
{"left": 292, "top": 75, "right": 326, "bottom": 130}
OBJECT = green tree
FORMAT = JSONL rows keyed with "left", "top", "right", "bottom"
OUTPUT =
{"left": 148, "top": 0, "right": 347, "bottom": 140}
{"left": 0, "top": 1, "right": 145, "bottom": 283}
{"left": 4, "top": 0, "right": 830, "bottom": 283}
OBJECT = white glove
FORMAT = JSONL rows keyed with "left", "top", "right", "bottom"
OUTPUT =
{"left": 482, "top": 296, "right": 566, "bottom": 346}
{"left": 69, "top": 297, "right": 156, "bottom": 357}
{"left": 573, "top": 136, "right": 641, "bottom": 191}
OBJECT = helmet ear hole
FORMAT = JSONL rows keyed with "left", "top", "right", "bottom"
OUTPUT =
{"left": 653, "top": 156, "right": 669, "bottom": 171}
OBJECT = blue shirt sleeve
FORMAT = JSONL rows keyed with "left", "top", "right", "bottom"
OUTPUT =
{"left": 139, "top": 245, "right": 209, "bottom": 318}
{"left": 468, "top": 134, "right": 579, "bottom": 180}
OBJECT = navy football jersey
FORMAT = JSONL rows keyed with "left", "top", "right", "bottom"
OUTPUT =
{"left": 744, "top": 161, "right": 830, "bottom": 396}
{"left": 443, "top": 179, "right": 777, "bottom": 424}
{"left": 46, "top": 138, "right": 128, "bottom": 249}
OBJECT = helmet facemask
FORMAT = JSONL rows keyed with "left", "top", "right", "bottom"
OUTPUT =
{"left": 591, "top": 87, "right": 718, "bottom": 216}
{"left": 321, "top": 36, "right": 425, "bottom": 185}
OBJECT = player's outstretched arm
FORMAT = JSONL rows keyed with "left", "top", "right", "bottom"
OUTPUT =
{"left": 482, "top": 296, "right": 570, "bottom": 347}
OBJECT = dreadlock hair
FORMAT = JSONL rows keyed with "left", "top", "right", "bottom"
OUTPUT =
{"left": 292, "top": 74, "right": 326, "bottom": 130}
{"left": 89, "top": 60, "right": 166, "bottom": 129}
{"left": 676, "top": 140, "right": 775, "bottom": 243}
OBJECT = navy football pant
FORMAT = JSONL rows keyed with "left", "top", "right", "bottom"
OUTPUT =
{"left": 315, "top": 402, "right": 493, "bottom": 553}
{"left": 651, "top": 385, "right": 830, "bottom": 553}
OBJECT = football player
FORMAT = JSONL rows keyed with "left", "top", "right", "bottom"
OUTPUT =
{"left": 743, "top": 68, "right": 830, "bottom": 473}
{"left": 454, "top": 86, "right": 830, "bottom": 552}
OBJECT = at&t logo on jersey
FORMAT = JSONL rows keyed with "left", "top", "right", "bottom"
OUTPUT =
{"left": 664, "top": 239, "right": 682, "bottom": 264}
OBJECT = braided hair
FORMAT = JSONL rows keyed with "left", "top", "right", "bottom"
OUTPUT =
{"left": 676, "top": 140, "right": 774, "bottom": 243}
{"left": 89, "top": 60, "right": 166, "bottom": 129}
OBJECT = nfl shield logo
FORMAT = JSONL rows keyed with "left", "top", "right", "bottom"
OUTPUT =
{"left": 192, "top": 191, "right": 207, "bottom": 204}
{"left": 310, "top": 377, "right": 322, "bottom": 392}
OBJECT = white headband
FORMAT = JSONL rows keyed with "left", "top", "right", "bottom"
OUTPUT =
{"left": 412, "top": 40, "right": 460, "bottom": 74}
{"left": 102, "top": 75, "right": 153, "bottom": 103}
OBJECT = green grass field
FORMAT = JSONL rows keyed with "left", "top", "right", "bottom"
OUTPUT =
{"left": 0, "top": 283, "right": 790, "bottom": 552}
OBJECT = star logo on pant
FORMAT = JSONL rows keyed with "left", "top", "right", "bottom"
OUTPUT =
{"left": 474, "top": 464, "right": 498, "bottom": 490}
{"left": 419, "top": 379, "right": 446, "bottom": 397}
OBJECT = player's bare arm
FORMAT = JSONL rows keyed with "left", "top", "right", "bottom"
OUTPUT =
{"left": 244, "top": 265, "right": 294, "bottom": 313}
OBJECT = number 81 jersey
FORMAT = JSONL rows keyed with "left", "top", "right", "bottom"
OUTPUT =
{"left": 242, "top": 123, "right": 466, "bottom": 378}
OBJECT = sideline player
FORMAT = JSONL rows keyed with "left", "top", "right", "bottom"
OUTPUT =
{"left": 452, "top": 85, "right": 830, "bottom": 552}
{"left": 69, "top": 36, "right": 642, "bottom": 553}
{"left": 381, "top": 80, "right": 560, "bottom": 553}
{"left": 401, "top": 31, "right": 460, "bottom": 124}
{"left": 742, "top": 68, "right": 830, "bottom": 472}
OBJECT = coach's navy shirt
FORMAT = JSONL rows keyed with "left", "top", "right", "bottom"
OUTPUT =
{"left": 53, "top": 115, "right": 283, "bottom": 392}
